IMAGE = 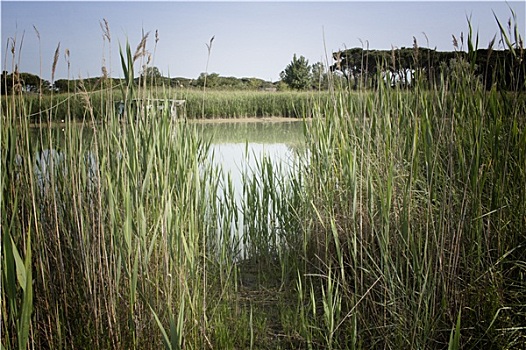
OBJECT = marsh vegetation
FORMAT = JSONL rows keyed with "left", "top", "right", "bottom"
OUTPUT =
{"left": 2, "top": 13, "right": 525, "bottom": 349}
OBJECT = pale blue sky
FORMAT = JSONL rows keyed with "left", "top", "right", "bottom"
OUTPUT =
{"left": 2, "top": 1, "right": 525, "bottom": 82}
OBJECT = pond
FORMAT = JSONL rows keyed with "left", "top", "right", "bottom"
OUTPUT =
{"left": 27, "top": 118, "right": 307, "bottom": 259}
{"left": 196, "top": 118, "right": 305, "bottom": 191}
{"left": 195, "top": 118, "right": 306, "bottom": 259}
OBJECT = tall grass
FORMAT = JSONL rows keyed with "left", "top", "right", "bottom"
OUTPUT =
{"left": 1, "top": 36, "right": 244, "bottom": 349}
{"left": 0, "top": 89, "right": 327, "bottom": 122}
{"left": 181, "top": 89, "right": 323, "bottom": 119}
{"left": 2, "top": 12, "right": 525, "bottom": 349}
{"left": 294, "top": 15, "right": 526, "bottom": 348}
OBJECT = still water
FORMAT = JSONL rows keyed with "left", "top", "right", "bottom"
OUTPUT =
{"left": 196, "top": 119, "right": 306, "bottom": 259}
{"left": 28, "top": 119, "right": 306, "bottom": 258}
{"left": 196, "top": 119, "right": 304, "bottom": 191}
{"left": 30, "top": 119, "right": 305, "bottom": 179}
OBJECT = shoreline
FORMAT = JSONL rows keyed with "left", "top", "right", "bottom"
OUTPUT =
{"left": 187, "top": 116, "right": 304, "bottom": 124}
{"left": 28, "top": 116, "right": 305, "bottom": 128}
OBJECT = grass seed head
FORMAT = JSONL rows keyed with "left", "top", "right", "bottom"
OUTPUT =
{"left": 133, "top": 31, "right": 150, "bottom": 62}
{"left": 52, "top": 42, "right": 60, "bottom": 82}
{"left": 452, "top": 35, "right": 459, "bottom": 50}
{"left": 100, "top": 18, "right": 111, "bottom": 42}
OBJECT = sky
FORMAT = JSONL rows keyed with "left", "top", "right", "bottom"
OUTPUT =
{"left": 2, "top": 1, "right": 525, "bottom": 82}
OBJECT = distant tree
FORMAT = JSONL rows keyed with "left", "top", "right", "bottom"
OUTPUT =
{"left": 18, "top": 73, "right": 40, "bottom": 92}
{"left": 1, "top": 71, "right": 50, "bottom": 94}
{"left": 141, "top": 66, "right": 161, "bottom": 78}
{"left": 141, "top": 66, "right": 162, "bottom": 85}
{"left": 311, "top": 61, "right": 329, "bottom": 89}
{"left": 243, "top": 77, "right": 265, "bottom": 90}
{"left": 276, "top": 81, "right": 290, "bottom": 91}
{"left": 280, "top": 54, "right": 312, "bottom": 90}
{"left": 219, "top": 76, "right": 241, "bottom": 89}
{"left": 1, "top": 71, "right": 11, "bottom": 95}
{"left": 196, "top": 72, "right": 219, "bottom": 88}
{"left": 54, "top": 79, "right": 71, "bottom": 93}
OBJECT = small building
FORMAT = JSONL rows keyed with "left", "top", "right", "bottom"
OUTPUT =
{"left": 116, "top": 98, "right": 186, "bottom": 120}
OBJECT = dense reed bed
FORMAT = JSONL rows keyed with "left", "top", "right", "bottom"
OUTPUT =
{"left": 181, "top": 90, "right": 324, "bottom": 119}
{"left": 300, "top": 75, "right": 526, "bottom": 349}
{"left": 3, "top": 102, "right": 222, "bottom": 349}
{"left": 2, "top": 14, "right": 525, "bottom": 349}
{"left": 0, "top": 89, "right": 327, "bottom": 122}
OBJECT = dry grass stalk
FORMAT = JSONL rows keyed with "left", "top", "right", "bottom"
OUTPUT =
{"left": 51, "top": 42, "right": 60, "bottom": 82}
{"left": 422, "top": 32, "right": 430, "bottom": 48}
{"left": 33, "top": 25, "right": 40, "bottom": 40}
{"left": 334, "top": 51, "right": 342, "bottom": 70}
{"left": 13, "top": 65, "right": 21, "bottom": 93}
{"left": 101, "top": 66, "right": 108, "bottom": 79}
{"left": 77, "top": 78, "right": 95, "bottom": 117}
{"left": 391, "top": 45, "right": 396, "bottom": 70}
{"left": 100, "top": 18, "right": 111, "bottom": 43}
{"left": 452, "top": 35, "right": 459, "bottom": 50}
{"left": 133, "top": 31, "right": 150, "bottom": 62}
{"left": 413, "top": 36, "right": 419, "bottom": 65}
{"left": 65, "top": 48, "right": 70, "bottom": 67}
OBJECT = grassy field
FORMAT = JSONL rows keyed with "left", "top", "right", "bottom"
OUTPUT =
{"left": 2, "top": 17, "right": 526, "bottom": 349}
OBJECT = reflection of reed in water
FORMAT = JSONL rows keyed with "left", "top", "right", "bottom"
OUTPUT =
{"left": 210, "top": 140, "right": 303, "bottom": 261}
{"left": 33, "top": 149, "right": 65, "bottom": 196}
{"left": 196, "top": 119, "right": 305, "bottom": 146}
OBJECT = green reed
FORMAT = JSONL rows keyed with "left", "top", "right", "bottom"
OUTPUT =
{"left": 295, "top": 18, "right": 525, "bottom": 348}
{"left": 2, "top": 12, "right": 525, "bottom": 349}
{"left": 176, "top": 89, "right": 326, "bottom": 119}
{"left": 1, "top": 89, "right": 329, "bottom": 122}
{"left": 2, "top": 38, "right": 241, "bottom": 349}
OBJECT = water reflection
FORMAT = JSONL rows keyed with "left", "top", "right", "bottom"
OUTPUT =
{"left": 198, "top": 120, "right": 304, "bottom": 192}
{"left": 198, "top": 119, "right": 305, "bottom": 201}
{"left": 200, "top": 120, "right": 305, "bottom": 259}
{"left": 26, "top": 119, "right": 306, "bottom": 259}
{"left": 33, "top": 149, "right": 65, "bottom": 195}
{"left": 195, "top": 119, "right": 305, "bottom": 147}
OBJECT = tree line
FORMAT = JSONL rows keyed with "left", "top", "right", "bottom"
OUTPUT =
{"left": 0, "top": 67, "right": 278, "bottom": 95}
{"left": 2, "top": 47, "right": 524, "bottom": 95}
{"left": 327, "top": 46, "right": 525, "bottom": 90}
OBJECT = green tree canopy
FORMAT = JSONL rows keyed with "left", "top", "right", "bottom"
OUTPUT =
{"left": 1, "top": 71, "right": 50, "bottom": 95}
{"left": 141, "top": 66, "right": 161, "bottom": 78}
{"left": 140, "top": 66, "right": 163, "bottom": 85}
{"left": 280, "top": 54, "right": 312, "bottom": 90}
{"left": 311, "top": 61, "right": 329, "bottom": 89}
{"left": 330, "top": 47, "right": 525, "bottom": 90}
{"left": 53, "top": 79, "right": 71, "bottom": 92}
{"left": 196, "top": 72, "right": 219, "bottom": 88}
